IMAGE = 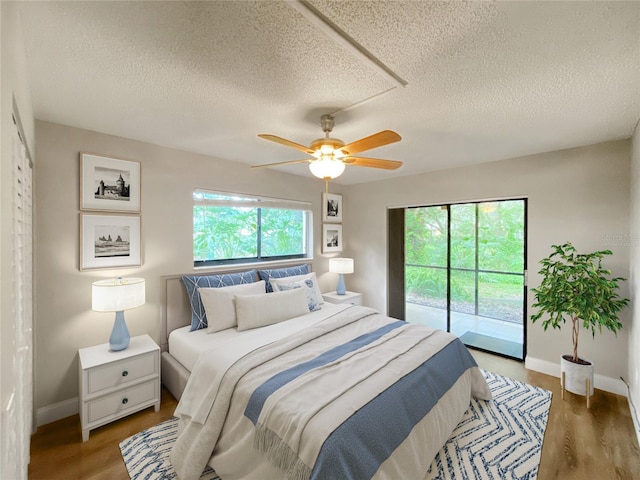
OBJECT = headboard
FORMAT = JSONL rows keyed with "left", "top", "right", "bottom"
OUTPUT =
{"left": 160, "top": 273, "right": 195, "bottom": 351}
{"left": 159, "top": 262, "right": 312, "bottom": 351}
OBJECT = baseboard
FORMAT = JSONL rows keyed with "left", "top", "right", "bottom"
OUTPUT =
{"left": 626, "top": 390, "right": 640, "bottom": 447}
{"left": 524, "top": 356, "right": 628, "bottom": 397}
{"left": 36, "top": 397, "right": 78, "bottom": 427}
{"left": 632, "top": 399, "right": 640, "bottom": 447}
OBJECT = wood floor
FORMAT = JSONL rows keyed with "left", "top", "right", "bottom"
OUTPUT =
{"left": 29, "top": 352, "right": 640, "bottom": 480}
{"left": 29, "top": 388, "right": 178, "bottom": 480}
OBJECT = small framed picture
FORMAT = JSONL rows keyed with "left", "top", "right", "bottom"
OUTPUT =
{"left": 80, "top": 153, "right": 141, "bottom": 213}
{"left": 322, "top": 223, "right": 343, "bottom": 253}
{"left": 80, "top": 213, "right": 142, "bottom": 270}
{"left": 322, "top": 193, "right": 342, "bottom": 223}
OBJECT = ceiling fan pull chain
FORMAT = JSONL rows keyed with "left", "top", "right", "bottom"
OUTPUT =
{"left": 325, "top": 177, "right": 329, "bottom": 194}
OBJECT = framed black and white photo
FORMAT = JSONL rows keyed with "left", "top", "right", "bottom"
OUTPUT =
{"left": 80, "top": 153, "right": 141, "bottom": 212}
{"left": 80, "top": 213, "right": 141, "bottom": 270}
{"left": 322, "top": 193, "right": 342, "bottom": 223}
{"left": 322, "top": 223, "right": 343, "bottom": 253}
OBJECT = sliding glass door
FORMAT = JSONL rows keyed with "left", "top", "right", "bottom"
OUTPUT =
{"left": 403, "top": 199, "right": 526, "bottom": 360}
{"left": 405, "top": 205, "right": 448, "bottom": 330}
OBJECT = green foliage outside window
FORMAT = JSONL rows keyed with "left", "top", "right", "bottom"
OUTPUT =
{"left": 260, "top": 208, "right": 305, "bottom": 257}
{"left": 405, "top": 200, "right": 525, "bottom": 322}
{"left": 194, "top": 206, "right": 258, "bottom": 261}
{"left": 193, "top": 191, "right": 309, "bottom": 265}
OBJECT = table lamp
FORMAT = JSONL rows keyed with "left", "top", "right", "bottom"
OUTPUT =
{"left": 92, "top": 277, "right": 145, "bottom": 351}
{"left": 329, "top": 258, "right": 354, "bottom": 295}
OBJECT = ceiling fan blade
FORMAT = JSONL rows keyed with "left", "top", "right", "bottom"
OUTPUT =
{"left": 258, "top": 134, "right": 315, "bottom": 155}
{"left": 343, "top": 156, "right": 403, "bottom": 170}
{"left": 338, "top": 130, "right": 401, "bottom": 156}
{"left": 251, "top": 159, "right": 312, "bottom": 169}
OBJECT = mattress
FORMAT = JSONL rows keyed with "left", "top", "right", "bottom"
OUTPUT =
{"left": 168, "top": 302, "right": 350, "bottom": 372}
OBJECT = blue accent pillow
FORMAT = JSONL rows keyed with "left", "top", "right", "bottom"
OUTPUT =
{"left": 182, "top": 270, "right": 257, "bottom": 331}
{"left": 257, "top": 264, "right": 309, "bottom": 292}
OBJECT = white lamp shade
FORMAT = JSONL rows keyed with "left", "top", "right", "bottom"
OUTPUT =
{"left": 92, "top": 277, "right": 145, "bottom": 312}
{"left": 309, "top": 157, "right": 346, "bottom": 179}
{"left": 329, "top": 258, "right": 354, "bottom": 274}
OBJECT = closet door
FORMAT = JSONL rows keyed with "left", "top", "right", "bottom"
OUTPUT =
{"left": 2, "top": 112, "right": 33, "bottom": 480}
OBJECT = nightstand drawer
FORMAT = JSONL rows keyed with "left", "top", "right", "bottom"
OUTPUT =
{"left": 87, "top": 378, "right": 159, "bottom": 424}
{"left": 87, "top": 352, "right": 156, "bottom": 395}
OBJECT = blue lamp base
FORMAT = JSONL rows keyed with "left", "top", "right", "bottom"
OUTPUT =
{"left": 336, "top": 274, "right": 346, "bottom": 295}
{"left": 109, "top": 310, "right": 130, "bottom": 351}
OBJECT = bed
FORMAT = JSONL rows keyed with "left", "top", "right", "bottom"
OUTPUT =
{"left": 160, "top": 265, "right": 492, "bottom": 480}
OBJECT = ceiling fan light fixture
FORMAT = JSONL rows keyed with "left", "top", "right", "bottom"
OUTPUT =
{"left": 309, "top": 156, "right": 345, "bottom": 179}
{"left": 319, "top": 144, "right": 334, "bottom": 155}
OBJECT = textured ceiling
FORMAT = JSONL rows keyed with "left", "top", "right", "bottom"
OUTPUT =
{"left": 18, "top": 1, "right": 640, "bottom": 185}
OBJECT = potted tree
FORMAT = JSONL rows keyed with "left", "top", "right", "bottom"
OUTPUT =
{"left": 530, "top": 242, "right": 629, "bottom": 404}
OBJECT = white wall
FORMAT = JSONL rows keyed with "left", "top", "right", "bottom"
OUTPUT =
{"left": 346, "top": 140, "right": 631, "bottom": 388}
{"left": 629, "top": 120, "right": 640, "bottom": 439}
{"left": 33, "top": 121, "right": 345, "bottom": 420}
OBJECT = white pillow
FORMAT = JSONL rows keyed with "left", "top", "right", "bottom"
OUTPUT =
{"left": 235, "top": 288, "right": 309, "bottom": 331}
{"left": 198, "top": 280, "right": 266, "bottom": 333}
{"left": 271, "top": 271, "right": 323, "bottom": 311}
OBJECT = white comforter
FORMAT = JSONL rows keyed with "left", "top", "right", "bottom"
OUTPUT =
{"left": 171, "top": 305, "right": 491, "bottom": 480}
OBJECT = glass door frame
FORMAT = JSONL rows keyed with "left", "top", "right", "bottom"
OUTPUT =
{"left": 403, "top": 198, "right": 528, "bottom": 361}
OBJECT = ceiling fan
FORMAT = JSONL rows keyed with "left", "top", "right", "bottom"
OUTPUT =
{"left": 252, "top": 114, "right": 402, "bottom": 179}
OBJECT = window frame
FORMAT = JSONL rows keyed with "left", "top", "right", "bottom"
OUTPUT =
{"left": 192, "top": 189, "right": 313, "bottom": 268}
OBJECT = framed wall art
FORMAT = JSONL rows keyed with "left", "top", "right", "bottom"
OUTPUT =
{"left": 322, "top": 223, "right": 343, "bottom": 253}
{"left": 322, "top": 192, "right": 342, "bottom": 223}
{"left": 80, "top": 213, "right": 141, "bottom": 270}
{"left": 80, "top": 153, "right": 141, "bottom": 213}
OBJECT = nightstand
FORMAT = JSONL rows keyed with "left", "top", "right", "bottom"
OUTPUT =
{"left": 78, "top": 334, "right": 160, "bottom": 442}
{"left": 322, "top": 291, "right": 363, "bottom": 306}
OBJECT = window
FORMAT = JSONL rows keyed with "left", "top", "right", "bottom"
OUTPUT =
{"left": 193, "top": 190, "right": 312, "bottom": 267}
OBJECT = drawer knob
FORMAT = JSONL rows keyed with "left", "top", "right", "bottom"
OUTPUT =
{"left": 122, "top": 398, "right": 128, "bottom": 405}
{"left": 122, "top": 370, "right": 128, "bottom": 377}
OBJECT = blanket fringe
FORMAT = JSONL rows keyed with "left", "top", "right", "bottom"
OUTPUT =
{"left": 254, "top": 423, "right": 312, "bottom": 480}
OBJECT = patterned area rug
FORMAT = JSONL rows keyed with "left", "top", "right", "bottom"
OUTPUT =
{"left": 119, "top": 370, "right": 551, "bottom": 480}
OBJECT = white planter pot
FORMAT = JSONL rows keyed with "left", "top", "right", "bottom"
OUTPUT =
{"left": 560, "top": 355, "right": 594, "bottom": 396}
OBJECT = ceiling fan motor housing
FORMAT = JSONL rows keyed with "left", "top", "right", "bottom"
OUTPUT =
{"left": 320, "top": 114, "right": 335, "bottom": 134}
{"left": 310, "top": 137, "right": 346, "bottom": 156}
